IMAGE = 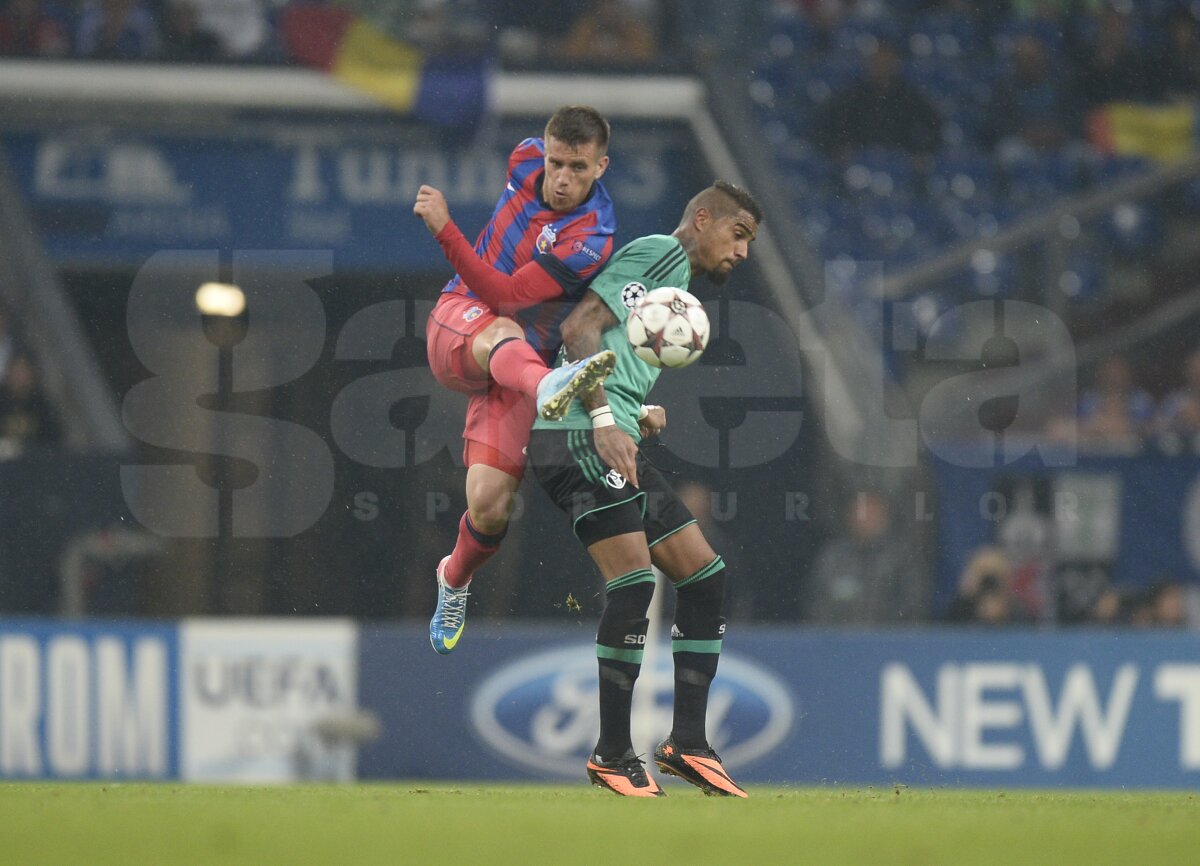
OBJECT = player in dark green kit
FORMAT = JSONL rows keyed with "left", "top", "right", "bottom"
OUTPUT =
{"left": 528, "top": 181, "right": 763, "bottom": 797}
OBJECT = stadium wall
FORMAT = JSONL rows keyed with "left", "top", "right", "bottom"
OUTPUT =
{"left": 3, "top": 618, "right": 1200, "bottom": 788}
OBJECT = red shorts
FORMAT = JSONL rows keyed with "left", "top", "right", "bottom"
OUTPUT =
{"left": 427, "top": 292, "right": 533, "bottom": 477}
{"left": 426, "top": 292, "right": 496, "bottom": 394}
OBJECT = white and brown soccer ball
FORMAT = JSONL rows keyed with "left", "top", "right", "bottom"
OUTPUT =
{"left": 625, "top": 286, "right": 710, "bottom": 369}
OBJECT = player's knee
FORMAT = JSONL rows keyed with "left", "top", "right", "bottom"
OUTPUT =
{"left": 675, "top": 558, "right": 727, "bottom": 614}
{"left": 476, "top": 318, "right": 524, "bottom": 356}
{"left": 468, "top": 499, "right": 510, "bottom": 534}
{"left": 466, "top": 475, "right": 518, "bottom": 530}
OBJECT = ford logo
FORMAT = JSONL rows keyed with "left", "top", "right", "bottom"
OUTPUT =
{"left": 469, "top": 642, "right": 794, "bottom": 778}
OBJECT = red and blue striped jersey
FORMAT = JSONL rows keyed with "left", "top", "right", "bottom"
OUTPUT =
{"left": 441, "top": 137, "right": 616, "bottom": 360}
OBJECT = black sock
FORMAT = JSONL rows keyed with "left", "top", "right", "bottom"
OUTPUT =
{"left": 594, "top": 569, "right": 655, "bottom": 761}
{"left": 671, "top": 558, "right": 727, "bottom": 749}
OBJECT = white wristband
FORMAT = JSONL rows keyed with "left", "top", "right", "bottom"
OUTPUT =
{"left": 638, "top": 405, "right": 652, "bottom": 421}
{"left": 589, "top": 406, "right": 616, "bottom": 429}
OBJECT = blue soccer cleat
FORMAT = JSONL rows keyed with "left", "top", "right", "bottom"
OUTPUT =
{"left": 536, "top": 350, "right": 617, "bottom": 421}
{"left": 429, "top": 556, "right": 470, "bottom": 655}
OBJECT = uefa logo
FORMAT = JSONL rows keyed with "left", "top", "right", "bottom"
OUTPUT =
{"left": 469, "top": 643, "right": 795, "bottom": 778}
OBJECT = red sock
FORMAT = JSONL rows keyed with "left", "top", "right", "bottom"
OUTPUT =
{"left": 444, "top": 512, "right": 506, "bottom": 588}
{"left": 488, "top": 338, "right": 549, "bottom": 399}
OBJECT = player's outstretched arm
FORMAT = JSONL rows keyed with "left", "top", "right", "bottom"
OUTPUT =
{"left": 560, "top": 291, "right": 640, "bottom": 487}
{"left": 413, "top": 184, "right": 565, "bottom": 312}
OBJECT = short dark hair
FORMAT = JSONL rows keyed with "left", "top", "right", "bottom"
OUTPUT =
{"left": 545, "top": 105, "right": 611, "bottom": 152}
{"left": 684, "top": 180, "right": 764, "bottom": 225}
{"left": 711, "top": 180, "right": 764, "bottom": 224}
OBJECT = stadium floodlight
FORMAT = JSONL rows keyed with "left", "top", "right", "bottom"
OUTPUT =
{"left": 195, "top": 282, "right": 245, "bottom": 317}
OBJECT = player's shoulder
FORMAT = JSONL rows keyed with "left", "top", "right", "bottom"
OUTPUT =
{"left": 590, "top": 234, "right": 682, "bottom": 301}
{"left": 509, "top": 137, "right": 545, "bottom": 171}
{"left": 611, "top": 234, "right": 683, "bottom": 266}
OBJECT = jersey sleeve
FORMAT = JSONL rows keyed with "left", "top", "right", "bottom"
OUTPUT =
{"left": 587, "top": 236, "right": 687, "bottom": 324}
{"left": 508, "top": 138, "right": 544, "bottom": 190}
{"left": 534, "top": 216, "right": 614, "bottom": 299}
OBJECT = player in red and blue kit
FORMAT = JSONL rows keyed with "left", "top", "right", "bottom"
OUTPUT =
{"left": 415, "top": 105, "right": 618, "bottom": 654}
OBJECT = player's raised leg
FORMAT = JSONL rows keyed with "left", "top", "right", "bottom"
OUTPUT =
{"left": 475, "top": 321, "right": 615, "bottom": 422}
{"left": 430, "top": 459, "right": 519, "bottom": 654}
{"left": 650, "top": 524, "right": 747, "bottom": 797}
{"left": 584, "top": 531, "right": 664, "bottom": 797}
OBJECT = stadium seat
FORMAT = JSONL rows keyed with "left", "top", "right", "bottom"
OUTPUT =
{"left": 1100, "top": 201, "right": 1164, "bottom": 259}
{"left": 843, "top": 147, "right": 917, "bottom": 199}
{"left": 910, "top": 9, "right": 978, "bottom": 58}
{"left": 1058, "top": 252, "right": 1108, "bottom": 302}
{"left": 928, "top": 149, "right": 997, "bottom": 205}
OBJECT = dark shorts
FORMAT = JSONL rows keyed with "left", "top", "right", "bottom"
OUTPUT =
{"left": 528, "top": 428, "right": 696, "bottom": 548}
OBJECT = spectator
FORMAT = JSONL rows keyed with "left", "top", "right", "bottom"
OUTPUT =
{"left": 1154, "top": 348, "right": 1200, "bottom": 437}
{"left": 1073, "top": 4, "right": 1154, "bottom": 109}
{"left": 161, "top": 0, "right": 221, "bottom": 62}
{"left": 985, "top": 34, "right": 1075, "bottom": 152}
{"left": 75, "top": 0, "right": 160, "bottom": 60}
{"left": 0, "top": 306, "right": 15, "bottom": 381}
{"left": 0, "top": 354, "right": 61, "bottom": 456}
{"left": 1155, "top": 9, "right": 1200, "bottom": 100}
{"left": 186, "top": 0, "right": 273, "bottom": 60}
{"left": 491, "top": 0, "right": 573, "bottom": 67}
{"left": 0, "top": 0, "right": 69, "bottom": 57}
{"left": 1046, "top": 354, "right": 1154, "bottom": 446}
{"left": 1077, "top": 355, "right": 1155, "bottom": 442}
{"left": 946, "top": 545, "right": 1014, "bottom": 625}
{"left": 1147, "top": 578, "right": 1188, "bottom": 628}
{"left": 806, "top": 490, "right": 926, "bottom": 625}
{"left": 1085, "top": 584, "right": 1123, "bottom": 625}
{"left": 996, "top": 484, "right": 1054, "bottom": 622}
{"left": 558, "top": 0, "right": 658, "bottom": 68}
{"left": 814, "top": 39, "right": 943, "bottom": 158}
{"left": 782, "top": 0, "right": 854, "bottom": 53}
{"left": 404, "top": 0, "right": 489, "bottom": 54}
{"left": 1127, "top": 579, "right": 1189, "bottom": 628}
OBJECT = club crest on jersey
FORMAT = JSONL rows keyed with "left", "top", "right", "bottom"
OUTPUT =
{"left": 463, "top": 305, "right": 484, "bottom": 323}
{"left": 536, "top": 224, "right": 558, "bottom": 254}
{"left": 604, "top": 469, "right": 627, "bottom": 489}
{"left": 621, "top": 282, "right": 646, "bottom": 309}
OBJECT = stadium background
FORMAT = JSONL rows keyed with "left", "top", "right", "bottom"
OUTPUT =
{"left": 1, "top": 0, "right": 1200, "bottom": 789}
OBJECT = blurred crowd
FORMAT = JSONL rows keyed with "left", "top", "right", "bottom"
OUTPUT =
{"left": 798, "top": 482, "right": 1200, "bottom": 629}
{"left": 947, "top": 544, "right": 1196, "bottom": 628}
{"left": 759, "top": 0, "right": 1200, "bottom": 157}
{"left": 0, "top": 0, "right": 676, "bottom": 66}
{"left": 1045, "top": 349, "right": 1200, "bottom": 449}
{"left": 783, "top": 0, "right": 1200, "bottom": 159}
{"left": 750, "top": 0, "right": 1200, "bottom": 307}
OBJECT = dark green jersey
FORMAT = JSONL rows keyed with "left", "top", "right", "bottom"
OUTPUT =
{"left": 533, "top": 234, "right": 692, "bottom": 440}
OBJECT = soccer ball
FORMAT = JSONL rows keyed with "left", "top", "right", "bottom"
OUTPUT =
{"left": 626, "top": 287, "right": 710, "bottom": 369}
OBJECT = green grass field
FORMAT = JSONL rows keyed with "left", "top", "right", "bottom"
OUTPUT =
{"left": 1, "top": 783, "right": 1196, "bottom": 866}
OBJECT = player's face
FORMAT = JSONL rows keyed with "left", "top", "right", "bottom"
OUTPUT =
{"left": 541, "top": 135, "right": 609, "bottom": 212}
{"left": 696, "top": 209, "right": 758, "bottom": 284}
